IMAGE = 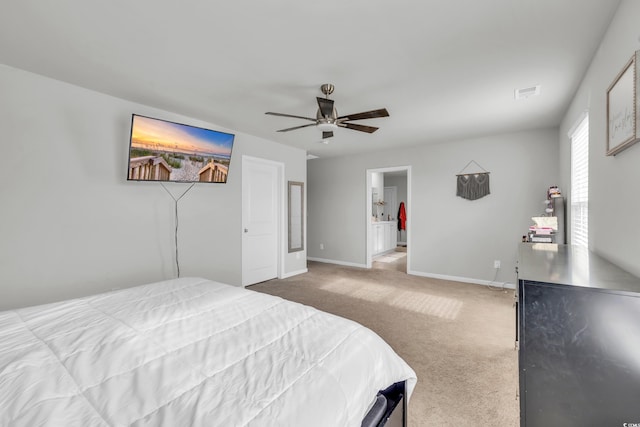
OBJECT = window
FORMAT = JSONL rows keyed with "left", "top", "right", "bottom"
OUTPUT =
{"left": 570, "top": 115, "right": 589, "bottom": 248}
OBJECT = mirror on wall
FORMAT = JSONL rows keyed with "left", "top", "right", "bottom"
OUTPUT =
{"left": 372, "top": 190, "right": 379, "bottom": 216}
{"left": 372, "top": 190, "right": 386, "bottom": 219}
{"left": 288, "top": 181, "right": 304, "bottom": 252}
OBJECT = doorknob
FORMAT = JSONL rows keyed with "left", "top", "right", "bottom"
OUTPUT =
{"left": 244, "top": 228, "right": 248, "bottom": 233}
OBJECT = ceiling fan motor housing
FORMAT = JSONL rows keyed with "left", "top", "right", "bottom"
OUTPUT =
{"left": 316, "top": 107, "right": 338, "bottom": 124}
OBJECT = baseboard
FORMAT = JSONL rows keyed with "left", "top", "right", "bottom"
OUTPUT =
{"left": 304, "top": 259, "right": 515, "bottom": 289}
{"left": 373, "top": 248, "right": 397, "bottom": 256}
{"left": 407, "top": 270, "right": 516, "bottom": 290}
{"left": 307, "top": 257, "right": 368, "bottom": 269}
{"left": 280, "top": 268, "right": 308, "bottom": 279}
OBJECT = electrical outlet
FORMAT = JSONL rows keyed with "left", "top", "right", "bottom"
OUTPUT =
{"left": 320, "top": 243, "right": 324, "bottom": 250}
{"left": 494, "top": 260, "right": 501, "bottom": 269}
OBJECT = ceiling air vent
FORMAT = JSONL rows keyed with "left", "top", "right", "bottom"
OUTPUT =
{"left": 514, "top": 85, "right": 541, "bottom": 100}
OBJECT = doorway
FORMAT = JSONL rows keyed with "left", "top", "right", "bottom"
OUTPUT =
{"left": 366, "top": 166, "right": 411, "bottom": 272}
{"left": 242, "top": 156, "right": 284, "bottom": 286}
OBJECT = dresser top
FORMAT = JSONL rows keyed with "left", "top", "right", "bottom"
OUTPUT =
{"left": 518, "top": 243, "right": 640, "bottom": 294}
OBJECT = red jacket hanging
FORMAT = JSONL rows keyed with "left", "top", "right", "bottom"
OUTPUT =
{"left": 397, "top": 202, "right": 406, "bottom": 230}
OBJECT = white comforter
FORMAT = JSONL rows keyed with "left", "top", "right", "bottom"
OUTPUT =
{"left": 0, "top": 277, "right": 416, "bottom": 426}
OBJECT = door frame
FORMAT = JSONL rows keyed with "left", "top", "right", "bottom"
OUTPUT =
{"left": 366, "top": 166, "right": 411, "bottom": 270}
{"left": 241, "top": 155, "right": 285, "bottom": 286}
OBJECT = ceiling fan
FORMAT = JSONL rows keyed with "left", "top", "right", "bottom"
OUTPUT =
{"left": 265, "top": 84, "right": 389, "bottom": 140}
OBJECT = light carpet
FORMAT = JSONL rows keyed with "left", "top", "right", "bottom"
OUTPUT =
{"left": 249, "top": 261, "right": 519, "bottom": 426}
{"left": 374, "top": 252, "right": 407, "bottom": 263}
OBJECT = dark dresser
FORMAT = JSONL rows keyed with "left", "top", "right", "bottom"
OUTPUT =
{"left": 517, "top": 243, "right": 640, "bottom": 427}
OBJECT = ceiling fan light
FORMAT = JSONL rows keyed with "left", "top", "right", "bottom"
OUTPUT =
{"left": 317, "top": 122, "right": 338, "bottom": 132}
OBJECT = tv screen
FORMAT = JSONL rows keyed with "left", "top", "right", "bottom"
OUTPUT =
{"left": 127, "top": 114, "right": 235, "bottom": 183}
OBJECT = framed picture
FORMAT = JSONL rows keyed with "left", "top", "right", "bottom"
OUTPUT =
{"left": 606, "top": 51, "right": 639, "bottom": 156}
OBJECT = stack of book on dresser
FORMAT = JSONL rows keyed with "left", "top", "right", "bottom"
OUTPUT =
{"left": 528, "top": 217, "right": 558, "bottom": 243}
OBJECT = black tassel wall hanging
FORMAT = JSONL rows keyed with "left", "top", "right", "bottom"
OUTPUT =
{"left": 456, "top": 160, "right": 490, "bottom": 201}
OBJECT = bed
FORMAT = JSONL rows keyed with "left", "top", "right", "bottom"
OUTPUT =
{"left": 0, "top": 277, "right": 416, "bottom": 426}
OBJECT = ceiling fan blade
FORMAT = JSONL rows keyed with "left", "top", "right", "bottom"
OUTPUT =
{"left": 316, "top": 97, "right": 334, "bottom": 118}
{"left": 343, "top": 122, "right": 379, "bottom": 133}
{"left": 277, "top": 123, "right": 317, "bottom": 132}
{"left": 322, "top": 131, "right": 334, "bottom": 139}
{"left": 338, "top": 108, "right": 389, "bottom": 121}
{"left": 266, "top": 112, "right": 316, "bottom": 122}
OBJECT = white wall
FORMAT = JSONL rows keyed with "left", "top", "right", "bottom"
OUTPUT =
{"left": 308, "top": 128, "right": 559, "bottom": 284}
{"left": 559, "top": 0, "right": 640, "bottom": 277}
{"left": 0, "top": 64, "right": 306, "bottom": 310}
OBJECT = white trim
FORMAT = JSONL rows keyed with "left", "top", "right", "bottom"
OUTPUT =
{"left": 366, "top": 172, "right": 373, "bottom": 267}
{"left": 281, "top": 268, "right": 308, "bottom": 279}
{"left": 407, "top": 269, "right": 516, "bottom": 290}
{"left": 366, "top": 166, "right": 411, "bottom": 271}
{"left": 567, "top": 110, "right": 589, "bottom": 138}
{"left": 307, "top": 257, "right": 368, "bottom": 269}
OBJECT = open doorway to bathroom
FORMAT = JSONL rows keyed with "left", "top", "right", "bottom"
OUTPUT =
{"left": 366, "top": 166, "right": 411, "bottom": 273}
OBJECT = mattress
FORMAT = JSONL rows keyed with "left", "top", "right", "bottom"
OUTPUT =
{"left": 0, "top": 277, "right": 416, "bottom": 426}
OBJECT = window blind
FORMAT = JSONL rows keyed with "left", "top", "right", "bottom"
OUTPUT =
{"left": 570, "top": 115, "right": 589, "bottom": 248}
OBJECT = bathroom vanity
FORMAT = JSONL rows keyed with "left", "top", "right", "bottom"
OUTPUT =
{"left": 372, "top": 221, "right": 397, "bottom": 255}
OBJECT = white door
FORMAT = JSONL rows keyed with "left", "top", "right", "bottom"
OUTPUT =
{"left": 384, "top": 186, "right": 397, "bottom": 220}
{"left": 242, "top": 157, "right": 280, "bottom": 286}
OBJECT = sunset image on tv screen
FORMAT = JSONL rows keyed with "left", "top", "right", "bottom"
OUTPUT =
{"left": 127, "top": 115, "right": 235, "bottom": 183}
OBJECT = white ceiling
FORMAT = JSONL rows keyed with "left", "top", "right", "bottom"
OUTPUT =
{"left": 0, "top": 1, "right": 620, "bottom": 159}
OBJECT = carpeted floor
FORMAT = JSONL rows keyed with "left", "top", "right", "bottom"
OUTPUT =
{"left": 249, "top": 261, "right": 519, "bottom": 426}
{"left": 373, "top": 248, "right": 407, "bottom": 272}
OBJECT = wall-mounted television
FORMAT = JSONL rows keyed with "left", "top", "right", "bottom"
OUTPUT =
{"left": 127, "top": 114, "right": 235, "bottom": 183}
